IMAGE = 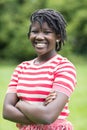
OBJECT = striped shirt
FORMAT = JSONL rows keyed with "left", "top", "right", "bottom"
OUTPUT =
{"left": 7, "top": 54, "right": 76, "bottom": 119}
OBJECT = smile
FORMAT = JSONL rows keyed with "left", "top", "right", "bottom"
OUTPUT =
{"left": 34, "top": 42, "right": 47, "bottom": 48}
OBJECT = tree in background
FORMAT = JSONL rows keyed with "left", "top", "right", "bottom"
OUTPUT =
{"left": 0, "top": 0, "right": 87, "bottom": 62}
{"left": 0, "top": 0, "right": 47, "bottom": 62}
{"left": 47, "top": 0, "right": 87, "bottom": 55}
{"left": 69, "top": 9, "right": 87, "bottom": 54}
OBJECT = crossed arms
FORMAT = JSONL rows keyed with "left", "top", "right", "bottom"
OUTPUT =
{"left": 3, "top": 91, "right": 68, "bottom": 125}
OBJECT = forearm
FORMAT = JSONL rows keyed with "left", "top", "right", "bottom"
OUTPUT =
{"left": 3, "top": 104, "right": 34, "bottom": 124}
{"left": 16, "top": 92, "right": 68, "bottom": 124}
{"left": 16, "top": 101, "right": 48, "bottom": 124}
{"left": 16, "top": 90, "right": 57, "bottom": 124}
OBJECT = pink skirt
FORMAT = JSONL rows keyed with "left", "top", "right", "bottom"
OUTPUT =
{"left": 16, "top": 119, "right": 73, "bottom": 130}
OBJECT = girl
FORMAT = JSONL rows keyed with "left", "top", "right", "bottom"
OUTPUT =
{"left": 3, "top": 9, "right": 76, "bottom": 130}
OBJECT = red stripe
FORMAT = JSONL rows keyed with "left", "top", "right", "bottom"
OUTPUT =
{"left": 11, "top": 79, "right": 18, "bottom": 82}
{"left": 20, "top": 96, "right": 45, "bottom": 102}
{"left": 60, "top": 112, "right": 69, "bottom": 116}
{"left": 57, "top": 81, "right": 73, "bottom": 91}
{"left": 56, "top": 74, "right": 75, "bottom": 84}
{"left": 58, "top": 63, "right": 75, "bottom": 69}
{"left": 9, "top": 84, "right": 17, "bottom": 87}
{"left": 12, "top": 74, "right": 18, "bottom": 78}
{"left": 64, "top": 105, "right": 68, "bottom": 109}
{"left": 58, "top": 70, "right": 76, "bottom": 78}
{"left": 15, "top": 69, "right": 21, "bottom": 74}
{"left": 51, "top": 61, "right": 59, "bottom": 64}
{"left": 17, "top": 89, "right": 49, "bottom": 95}
{"left": 18, "top": 83, "right": 52, "bottom": 88}
{"left": 66, "top": 70, "right": 76, "bottom": 77}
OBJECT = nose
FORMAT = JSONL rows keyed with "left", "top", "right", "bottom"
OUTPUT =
{"left": 36, "top": 32, "right": 44, "bottom": 40}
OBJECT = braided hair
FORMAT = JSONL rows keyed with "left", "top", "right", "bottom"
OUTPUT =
{"left": 28, "top": 9, "right": 67, "bottom": 51}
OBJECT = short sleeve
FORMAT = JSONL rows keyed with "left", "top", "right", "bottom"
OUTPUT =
{"left": 7, "top": 64, "right": 22, "bottom": 93}
{"left": 53, "top": 59, "right": 77, "bottom": 97}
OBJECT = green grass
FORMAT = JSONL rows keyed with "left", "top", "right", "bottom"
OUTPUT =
{"left": 0, "top": 57, "right": 87, "bottom": 130}
{"left": 68, "top": 63, "right": 87, "bottom": 130}
{"left": 0, "top": 65, "right": 17, "bottom": 130}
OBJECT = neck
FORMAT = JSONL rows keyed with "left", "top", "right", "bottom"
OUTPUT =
{"left": 37, "top": 50, "right": 57, "bottom": 63}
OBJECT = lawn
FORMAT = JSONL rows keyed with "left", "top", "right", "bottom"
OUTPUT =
{"left": 0, "top": 57, "right": 87, "bottom": 130}
{"left": 0, "top": 65, "right": 18, "bottom": 130}
{"left": 68, "top": 63, "right": 87, "bottom": 130}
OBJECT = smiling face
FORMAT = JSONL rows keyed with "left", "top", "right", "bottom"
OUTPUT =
{"left": 29, "top": 21, "right": 59, "bottom": 57}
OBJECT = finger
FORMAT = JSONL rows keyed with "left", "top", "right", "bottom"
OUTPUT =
{"left": 49, "top": 91, "right": 57, "bottom": 95}
{"left": 46, "top": 92, "right": 57, "bottom": 98}
{"left": 46, "top": 93, "right": 57, "bottom": 100}
{"left": 48, "top": 93, "right": 56, "bottom": 97}
{"left": 45, "top": 95, "right": 56, "bottom": 102}
{"left": 45, "top": 97, "right": 56, "bottom": 105}
{"left": 49, "top": 91, "right": 56, "bottom": 95}
{"left": 44, "top": 99, "right": 53, "bottom": 106}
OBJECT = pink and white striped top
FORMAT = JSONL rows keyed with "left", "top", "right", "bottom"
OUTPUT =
{"left": 7, "top": 54, "right": 76, "bottom": 119}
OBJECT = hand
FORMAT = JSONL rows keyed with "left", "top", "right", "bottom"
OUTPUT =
{"left": 44, "top": 90, "right": 57, "bottom": 106}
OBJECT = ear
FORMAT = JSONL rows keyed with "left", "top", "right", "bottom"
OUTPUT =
{"left": 56, "top": 34, "right": 61, "bottom": 41}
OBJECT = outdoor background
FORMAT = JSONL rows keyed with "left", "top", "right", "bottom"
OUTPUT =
{"left": 0, "top": 0, "right": 87, "bottom": 130}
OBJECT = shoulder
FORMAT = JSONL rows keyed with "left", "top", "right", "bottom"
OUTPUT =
{"left": 18, "top": 60, "right": 33, "bottom": 68}
{"left": 56, "top": 54, "right": 76, "bottom": 69}
{"left": 14, "top": 60, "right": 34, "bottom": 72}
{"left": 54, "top": 55, "right": 76, "bottom": 79}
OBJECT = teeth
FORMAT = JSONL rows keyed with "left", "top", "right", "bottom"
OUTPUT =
{"left": 36, "top": 43, "right": 46, "bottom": 48}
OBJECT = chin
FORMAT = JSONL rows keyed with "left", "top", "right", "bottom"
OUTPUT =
{"left": 36, "top": 50, "right": 47, "bottom": 56}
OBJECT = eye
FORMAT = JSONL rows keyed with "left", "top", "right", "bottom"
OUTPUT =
{"left": 44, "top": 30, "right": 53, "bottom": 34}
{"left": 31, "top": 30, "right": 38, "bottom": 34}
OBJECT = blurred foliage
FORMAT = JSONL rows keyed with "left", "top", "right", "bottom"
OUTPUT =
{"left": 0, "top": 0, "right": 47, "bottom": 62}
{"left": 0, "top": 0, "right": 87, "bottom": 62}
{"left": 46, "top": 0, "right": 87, "bottom": 55}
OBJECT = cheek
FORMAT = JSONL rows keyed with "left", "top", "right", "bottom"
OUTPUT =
{"left": 29, "top": 35, "right": 34, "bottom": 42}
{"left": 50, "top": 38, "right": 56, "bottom": 44}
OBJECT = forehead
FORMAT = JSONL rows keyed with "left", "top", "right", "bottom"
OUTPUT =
{"left": 31, "top": 21, "right": 52, "bottom": 30}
